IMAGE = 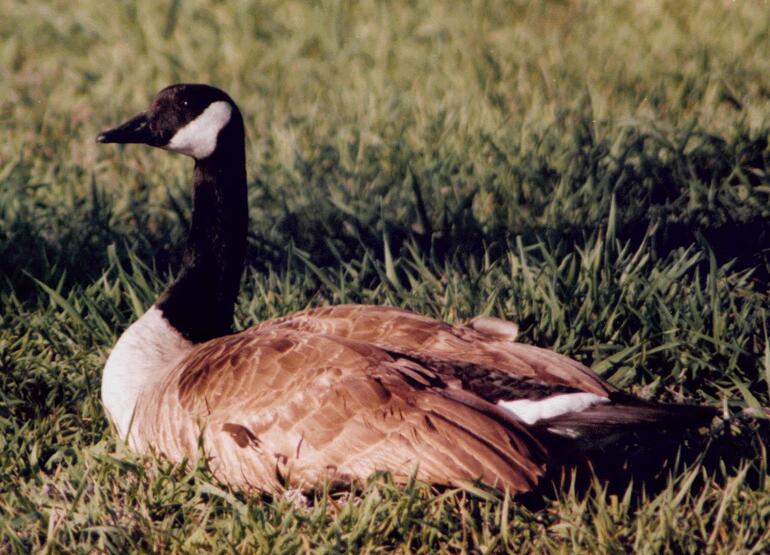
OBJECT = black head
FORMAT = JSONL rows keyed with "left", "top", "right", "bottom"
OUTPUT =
{"left": 97, "top": 84, "right": 241, "bottom": 160}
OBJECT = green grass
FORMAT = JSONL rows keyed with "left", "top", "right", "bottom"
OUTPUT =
{"left": 2, "top": 0, "right": 770, "bottom": 551}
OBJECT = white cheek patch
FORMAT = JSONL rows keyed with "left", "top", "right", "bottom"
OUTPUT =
{"left": 497, "top": 392, "right": 608, "bottom": 425}
{"left": 166, "top": 101, "right": 232, "bottom": 159}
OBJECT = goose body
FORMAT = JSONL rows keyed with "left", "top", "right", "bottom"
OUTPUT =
{"left": 98, "top": 85, "right": 717, "bottom": 494}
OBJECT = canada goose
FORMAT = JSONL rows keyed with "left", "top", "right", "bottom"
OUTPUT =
{"left": 97, "top": 84, "right": 718, "bottom": 495}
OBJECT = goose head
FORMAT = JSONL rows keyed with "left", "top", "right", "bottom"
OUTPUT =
{"left": 97, "top": 84, "right": 248, "bottom": 344}
{"left": 97, "top": 83, "right": 242, "bottom": 161}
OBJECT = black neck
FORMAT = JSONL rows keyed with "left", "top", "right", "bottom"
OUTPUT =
{"left": 157, "top": 118, "right": 248, "bottom": 343}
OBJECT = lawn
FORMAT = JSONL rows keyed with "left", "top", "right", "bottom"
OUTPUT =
{"left": 1, "top": 0, "right": 770, "bottom": 552}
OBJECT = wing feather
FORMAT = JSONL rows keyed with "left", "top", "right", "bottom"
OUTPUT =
{"left": 134, "top": 326, "right": 548, "bottom": 493}
{"left": 250, "top": 304, "right": 614, "bottom": 397}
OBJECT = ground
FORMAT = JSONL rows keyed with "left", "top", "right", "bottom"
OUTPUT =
{"left": 1, "top": 0, "right": 770, "bottom": 552}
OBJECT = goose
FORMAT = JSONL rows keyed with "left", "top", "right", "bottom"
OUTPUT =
{"left": 97, "top": 84, "right": 718, "bottom": 495}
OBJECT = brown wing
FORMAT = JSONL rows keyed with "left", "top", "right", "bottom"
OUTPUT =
{"left": 249, "top": 304, "right": 615, "bottom": 398}
{"left": 133, "top": 327, "right": 547, "bottom": 494}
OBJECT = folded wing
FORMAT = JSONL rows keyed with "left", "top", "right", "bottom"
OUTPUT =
{"left": 133, "top": 327, "right": 548, "bottom": 493}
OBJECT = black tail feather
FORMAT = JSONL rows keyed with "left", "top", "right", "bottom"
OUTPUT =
{"left": 535, "top": 392, "right": 719, "bottom": 442}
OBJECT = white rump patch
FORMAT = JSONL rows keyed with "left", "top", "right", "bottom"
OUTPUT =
{"left": 498, "top": 392, "right": 609, "bottom": 425}
{"left": 166, "top": 100, "right": 232, "bottom": 159}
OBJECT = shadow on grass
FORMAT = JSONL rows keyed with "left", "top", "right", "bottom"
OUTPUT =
{"left": 3, "top": 120, "right": 768, "bottom": 302}
{"left": 520, "top": 416, "right": 770, "bottom": 512}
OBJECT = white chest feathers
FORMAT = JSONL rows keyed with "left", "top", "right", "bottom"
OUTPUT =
{"left": 166, "top": 100, "right": 232, "bottom": 159}
{"left": 102, "top": 305, "right": 193, "bottom": 440}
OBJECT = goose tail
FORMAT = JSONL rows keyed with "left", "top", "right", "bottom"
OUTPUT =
{"left": 533, "top": 391, "right": 720, "bottom": 445}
